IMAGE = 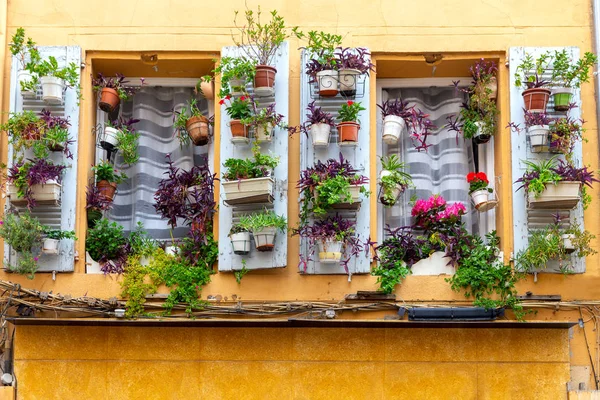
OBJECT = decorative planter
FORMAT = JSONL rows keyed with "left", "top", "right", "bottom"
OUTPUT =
{"left": 486, "top": 77, "right": 498, "bottom": 101}
{"left": 337, "top": 121, "right": 360, "bottom": 143}
{"left": 222, "top": 177, "right": 274, "bottom": 205}
{"left": 99, "top": 87, "right": 120, "bottom": 113}
{"left": 199, "top": 80, "right": 214, "bottom": 99}
{"left": 252, "top": 226, "right": 277, "bottom": 252}
{"left": 473, "top": 121, "right": 491, "bottom": 145}
{"left": 528, "top": 181, "right": 581, "bottom": 209}
{"left": 338, "top": 68, "right": 361, "bottom": 97}
{"left": 101, "top": 126, "right": 119, "bottom": 151}
{"left": 87, "top": 208, "right": 103, "bottom": 228}
{"left": 310, "top": 123, "right": 331, "bottom": 146}
{"left": 527, "top": 125, "right": 550, "bottom": 153}
{"left": 522, "top": 88, "right": 551, "bottom": 113}
{"left": 230, "top": 231, "right": 252, "bottom": 255}
{"left": 470, "top": 189, "right": 497, "bottom": 212}
{"left": 186, "top": 185, "right": 202, "bottom": 204}
{"left": 382, "top": 115, "right": 406, "bottom": 145}
{"left": 18, "top": 70, "right": 36, "bottom": 98}
{"left": 186, "top": 116, "right": 210, "bottom": 146}
{"left": 40, "top": 76, "right": 65, "bottom": 104}
{"left": 552, "top": 87, "right": 574, "bottom": 112}
{"left": 254, "top": 65, "right": 277, "bottom": 97}
{"left": 254, "top": 123, "right": 274, "bottom": 142}
{"left": 97, "top": 180, "right": 117, "bottom": 202}
{"left": 8, "top": 180, "right": 61, "bottom": 205}
{"left": 316, "top": 70, "right": 339, "bottom": 97}
{"left": 42, "top": 238, "right": 59, "bottom": 255}
{"left": 562, "top": 234, "right": 575, "bottom": 253}
{"left": 230, "top": 76, "right": 247, "bottom": 96}
{"left": 229, "top": 119, "right": 249, "bottom": 142}
{"left": 318, "top": 240, "right": 343, "bottom": 264}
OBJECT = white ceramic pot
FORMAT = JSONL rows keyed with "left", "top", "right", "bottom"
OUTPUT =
{"left": 222, "top": 177, "right": 275, "bottom": 205}
{"left": 338, "top": 68, "right": 361, "bottom": 95}
{"left": 8, "top": 179, "right": 61, "bottom": 205}
{"left": 382, "top": 115, "right": 406, "bottom": 145}
{"left": 42, "top": 238, "right": 59, "bottom": 255}
{"left": 527, "top": 125, "right": 550, "bottom": 152}
{"left": 316, "top": 70, "right": 339, "bottom": 97}
{"left": 254, "top": 123, "right": 274, "bottom": 142}
{"left": 102, "top": 126, "right": 120, "bottom": 150}
{"left": 18, "top": 70, "right": 36, "bottom": 98}
{"left": 230, "top": 231, "right": 252, "bottom": 255}
{"left": 318, "top": 240, "right": 343, "bottom": 264}
{"left": 165, "top": 245, "right": 179, "bottom": 256}
{"left": 252, "top": 226, "right": 277, "bottom": 251}
{"left": 528, "top": 181, "right": 581, "bottom": 209}
{"left": 470, "top": 189, "right": 498, "bottom": 212}
{"left": 40, "top": 76, "right": 65, "bottom": 104}
{"left": 562, "top": 234, "right": 575, "bottom": 253}
{"left": 229, "top": 77, "right": 247, "bottom": 96}
{"left": 186, "top": 185, "right": 202, "bottom": 204}
{"left": 310, "top": 123, "right": 331, "bottom": 146}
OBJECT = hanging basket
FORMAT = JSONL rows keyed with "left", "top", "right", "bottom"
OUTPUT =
{"left": 199, "top": 80, "right": 214, "bottom": 99}
{"left": 486, "top": 77, "right": 498, "bottom": 101}
{"left": 230, "top": 231, "right": 252, "bottom": 255}
{"left": 382, "top": 115, "right": 406, "bottom": 145}
{"left": 99, "top": 87, "right": 121, "bottom": 112}
{"left": 318, "top": 240, "right": 343, "bottom": 264}
{"left": 252, "top": 226, "right": 277, "bottom": 252}
{"left": 470, "top": 189, "right": 498, "bottom": 212}
{"left": 186, "top": 116, "right": 210, "bottom": 146}
{"left": 101, "top": 126, "right": 120, "bottom": 151}
{"left": 472, "top": 121, "right": 491, "bottom": 145}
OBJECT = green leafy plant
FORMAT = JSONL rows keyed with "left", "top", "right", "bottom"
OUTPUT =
{"left": 43, "top": 228, "right": 76, "bottom": 240}
{"left": 549, "top": 115, "right": 585, "bottom": 160}
{"left": 23, "top": 50, "right": 81, "bottom": 99}
{"left": 85, "top": 218, "right": 127, "bottom": 262}
{"left": 551, "top": 49, "right": 598, "bottom": 88}
{"left": 212, "top": 56, "right": 257, "bottom": 98}
{"left": 127, "top": 222, "right": 158, "bottom": 257}
{"left": 0, "top": 111, "right": 43, "bottom": 156}
{"left": 222, "top": 145, "right": 279, "bottom": 181}
{"left": 234, "top": 260, "right": 249, "bottom": 284}
{"left": 239, "top": 210, "right": 287, "bottom": 232}
{"left": 221, "top": 95, "right": 253, "bottom": 120}
{"left": 294, "top": 30, "right": 343, "bottom": 77}
{"left": 0, "top": 212, "right": 44, "bottom": 278}
{"left": 115, "top": 128, "right": 140, "bottom": 166}
{"left": 514, "top": 51, "right": 552, "bottom": 89}
{"left": 379, "top": 155, "right": 412, "bottom": 206}
{"left": 337, "top": 100, "right": 365, "bottom": 123}
{"left": 93, "top": 160, "right": 127, "bottom": 184}
{"left": 10, "top": 27, "right": 38, "bottom": 92}
{"left": 173, "top": 98, "right": 214, "bottom": 146}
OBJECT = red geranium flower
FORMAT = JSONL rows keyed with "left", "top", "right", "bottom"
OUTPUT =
{"left": 466, "top": 172, "right": 476, "bottom": 182}
{"left": 240, "top": 96, "right": 246, "bottom": 101}
{"left": 347, "top": 100, "right": 354, "bottom": 106}
{"left": 225, "top": 95, "right": 231, "bottom": 100}
{"left": 219, "top": 99, "right": 225, "bottom": 105}
{"left": 476, "top": 172, "right": 488, "bottom": 183}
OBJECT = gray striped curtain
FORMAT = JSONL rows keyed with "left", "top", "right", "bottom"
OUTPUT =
{"left": 383, "top": 87, "right": 478, "bottom": 232}
{"left": 108, "top": 87, "right": 209, "bottom": 239}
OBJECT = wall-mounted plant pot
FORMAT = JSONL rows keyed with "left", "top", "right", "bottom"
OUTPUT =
{"left": 254, "top": 123, "right": 274, "bottom": 142}
{"left": 229, "top": 119, "right": 249, "bottom": 143}
{"left": 470, "top": 189, "right": 497, "bottom": 212}
{"left": 101, "top": 126, "right": 119, "bottom": 151}
{"left": 382, "top": 115, "right": 406, "bottom": 145}
{"left": 199, "top": 80, "right": 214, "bottom": 99}
{"left": 522, "top": 87, "right": 551, "bottom": 113}
{"left": 40, "top": 76, "right": 65, "bottom": 104}
{"left": 230, "top": 231, "right": 252, "bottom": 255}
{"left": 337, "top": 121, "right": 360, "bottom": 143}
{"left": 186, "top": 115, "right": 210, "bottom": 146}
{"left": 42, "top": 238, "right": 59, "bottom": 255}
{"left": 96, "top": 180, "right": 117, "bottom": 202}
{"left": 252, "top": 226, "right": 277, "bottom": 252}
{"left": 254, "top": 65, "right": 276, "bottom": 97}
{"left": 528, "top": 181, "right": 581, "bottom": 209}
{"left": 311, "top": 123, "right": 331, "bottom": 146}
{"left": 222, "top": 177, "right": 274, "bottom": 205}
{"left": 527, "top": 125, "right": 550, "bottom": 153}
{"left": 230, "top": 76, "right": 247, "bottom": 97}
{"left": 338, "top": 68, "right": 361, "bottom": 97}
{"left": 8, "top": 180, "right": 61, "bottom": 205}
{"left": 316, "top": 70, "right": 339, "bottom": 97}
{"left": 99, "top": 87, "right": 121, "bottom": 113}
{"left": 18, "top": 70, "right": 36, "bottom": 98}
{"left": 552, "top": 87, "right": 574, "bottom": 112}
{"left": 318, "top": 239, "right": 343, "bottom": 264}
{"left": 87, "top": 208, "right": 103, "bottom": 228}
{"left": 562, "top": 234, "right": 575, "bottom": 254}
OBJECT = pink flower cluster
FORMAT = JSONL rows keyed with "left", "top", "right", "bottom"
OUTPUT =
{"left": 411, "top": 195, "right": 446, "bottom": 216}
{"left": 437, "top": 202, "right": 467, "bottom": 222}
{"left": 411, "top": 195, "right": 466, "bottom": 229}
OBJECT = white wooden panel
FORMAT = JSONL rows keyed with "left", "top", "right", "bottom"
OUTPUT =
{"left": 218, "top": 43, "right": 289, "bottom": 271}
{"left": 299, "top": 49, "right": 371, "bottom": 276}
{"left": 509, "top": 46, "right": 585, "bottom": 274}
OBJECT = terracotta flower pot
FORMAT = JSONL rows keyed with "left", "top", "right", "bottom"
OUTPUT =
{"left": 186, "top": 116, "right": 210, "bottom": 146}
{"left": 99, "top": 87, "right": 121, "bottom": 113}
{"left": 230, "top": 119, "right": 249, "bottom": 138}
{"left": 254, "top": 65, "right": 277, "bottom": 97}
{"left": 337, "top": 121, "right": 360, "bottom": 142}
{"left": 96, "top": 180, "right": 117, "bottom": 202}
{"left": 522, "top": 88, "right": 551, "bottom": 112}
{"left": 199, "top": 81, "right": 214, "bottom": 99}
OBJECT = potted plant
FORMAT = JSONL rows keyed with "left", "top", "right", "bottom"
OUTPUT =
{"left": 92, "top": 160, "right": 127, "bottom": 202}
{"left": 92, "top": 73, "right": 139, "bottom": 113}
{"left": 42, "top": 227, "right": 76, "bottom": 255}
{"left": 86, "top": 184, "right": 111, "bottom": 229}
{"left": 101, "top": 118, "right": 139, "bottom": 156}
{"left": 467, "top": 171, "right": 497, "bottom": 211}
{"left": 379, "top": 155, "right": 412, "bottom": 206}
{"left": 213, "top": 56, "right": 257, "bottom": 98}
{"left": 232, "top": 7, "right": 295, "bottom": 96}
{"left": 337, "top": 100, "right": 365, "bottom": 143}
{"left": 551, "top": 49, "right": 597, "bottom": 111}
{"left": 447, "top": 81, "right": 498, "bottom": 145}
{"left": 516, "top": 157, "right": 598, "bottom": 210}
{"left": 411, "top": 195, "right": 466, "bottom": 233}
{"left": 229, "top": 224, "right": 252, "bottom": 255}
{"left": 378, "top": 98, "right": 432, "bottom": 146}
{"left": 173, "top": 99, "right": 214, "bottom": 146}
{"left": 85, "top": 217, "right": 127, "bottom": 264}
{"left": 549, "top": 113, "right": 585, "bottom": 159}
{"left": 0, "top": 110, "right": 43, "bottom": 156}
{"left": 0, "top": 211, "right": 44, "bottom": 278}
{"left": 221, "top": 95, "right": 253, "bottom": 142}
{"left": 34, "top": 109, "right": 73, "bottom": 158}
{"left": 9, "top": 28, "right": 38, "bottom": 97}
{"left": 222, "top": 148, "right": 279, "bottom": 204}
{"left": 301, "top": 101, "right": 336, "bottom": 146}
{"left": 469, "top": 58, "right": 498, "bottom": 101}
{"left": 242, "top": 102, "right": 285, "bottom": 142}
{"left": 25, "top": 49, "right": 81, "bottom": 103}
{"left": 196, "top": 75, "right": 215, "bottom": 100}
{"left": 335, "top": 47, "right": 374, "bottom": 97}
{"left": 7, "top": 158, "right": 66, "bottom": 209}
{"left": 239, "top": 210, "right": 287, "bottom": 251}
{"left": 514, "top": 51, "right": 552, "bottom": 112}
{"left": 295, "top": 30, "right": 343, "bottom": 97}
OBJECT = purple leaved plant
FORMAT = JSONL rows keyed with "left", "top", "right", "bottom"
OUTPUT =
{"left": 8, "top": 158, "right": 66, "bottom": 209}
{"left": 300, "top": 101, "right": 336, "bottom": 137}
{"left": 297, "top": 153, "right": 368, "bottom": 193}
{"left": 552, "top": 160, "right": 599, "bottom": 187}
{"left": 86, "top": 184, "right": 111, "bottom": 211}
{"left": 335, "top": 47, "right": 375, "bottom": 74}
{"left": 378, "top": 99, "right": 435, "bottom": 151}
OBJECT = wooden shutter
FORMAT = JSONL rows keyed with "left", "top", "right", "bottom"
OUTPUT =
{"left": 509, "top": 46, "right": 585, "bottom": 273}
{"left": 5, "top": 46, "right": 81, "bottom": 273}
{"left": 217, "top": 43, "right": 289, "bottom": 272}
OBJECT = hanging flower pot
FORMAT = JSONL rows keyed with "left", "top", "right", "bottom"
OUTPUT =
{"left": 486, "top": 77, "right": 498, "bottom": 101}
{"left": 230, "top": 76, "right": 247, "bottom": 97}
{"left": 252, "top": 226, "right": 277, "bottom": 251}
{"left": 470, "top": 189, "right": 497, "bottom": 212}
{"left": 230, "top": 231, "right": 252, "bottom": 255}
{"left": 229, "top": 119, "right": 249, "bottom": 140}
{"left": 316, "top": 70, "right": 339, "bottom": 97}
{"left": 552, "top": 87, "right": 574, "bottom": 112}
{"left": 527, "top": 125, "right": 550, "bottom": 152}
{"left": 186, "top": 115, "right": 210, "bottom": 146}
{"left": 99, "top": 88, "right": 121, "bottom": 113}
{"left": 337, "top": 121, "right": 360, "bottom": 142}
{"left": 87, "top": 208, "right": 103, "bottom": 229}
{"left": 522, "top": 88, "right": 551, "bottom": 112}
{"left": 528, "top": 181, "right": 581, "bottom": 209}
{"left": 42, "top": 238, "right": 59, "bottom": 255}
{"left": 96, "top": 180, "right": 117, "bottom": 202}
{"left": 40, "top": 76, "right": 65, "bottom": 104}
{"left": 254, "top": 65, "right": 277, "bottom": 97}
{"left": 378, "top": 170, "right": 404, "bottom": 206}
{"left": 311, "top": 123, "right": 331, "bottom": 146}
{"left": 562, "top": 234, "right": 575, "bottom": 253}
{"left": 18, "top": 70, "right": 36, "bottom": 98}
{"left": 472, "top": 121, "right": 491, "bottom": 145}
{"left": 254, "top": 123, "right": 274, "bottom": 142}
{"left": 382, "top": 115, "right": 406, "bottom": 145}
{"left": 338, "top": 68, "right": 361, "bottom": 97}
{"left": 101, "top": 126, "right": 119, "bottom": 151}
{"left": 199, "top": 80, "right": 214, "bottom": 99}
{"left": 318, "top": 239, "right": 343, "bottom": 264}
